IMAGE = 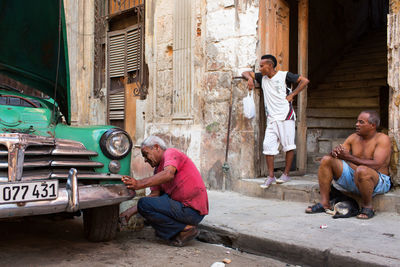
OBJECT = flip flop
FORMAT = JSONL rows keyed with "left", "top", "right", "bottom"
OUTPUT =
{"left": 305, "top": 203, "right": 330, "bottom": 214}
{"left": 357, "top": 207, "right": 375, "bottom": 219}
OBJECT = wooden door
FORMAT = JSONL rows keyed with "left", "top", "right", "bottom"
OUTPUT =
{"left": 256, "top": 0, "right": 290, "bottom": 177}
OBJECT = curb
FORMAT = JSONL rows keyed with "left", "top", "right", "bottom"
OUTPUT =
{"left": 198, "top": 224, "right": 389, "bottom": 267}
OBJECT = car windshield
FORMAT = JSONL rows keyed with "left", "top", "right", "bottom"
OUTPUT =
{"left": 0, "top": 95, "right": 41, "bottom": 108}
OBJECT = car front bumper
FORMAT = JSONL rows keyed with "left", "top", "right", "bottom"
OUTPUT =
{"left": 0, "top": 168, "right": 135, "bottom": 218}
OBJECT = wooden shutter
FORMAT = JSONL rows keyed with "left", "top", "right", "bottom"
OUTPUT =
{"left": 109, "top": 32, "right": 125, "bottom": 78}
{"left": 126, "top": 26, "right": 141, "bottom": 73}
{"left": 107, "top": 25, "right": 142, "bottom": 122}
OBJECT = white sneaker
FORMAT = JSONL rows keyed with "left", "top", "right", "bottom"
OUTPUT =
{"left": 276, "top": 173, "right": 291, "bottom": 184}
{"left": 260, "top": 176, "right": 276, "bottom": 189}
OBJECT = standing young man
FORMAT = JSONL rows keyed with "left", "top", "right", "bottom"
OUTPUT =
{"left": 242, "top": 54, "right": 309, "bottom": 188}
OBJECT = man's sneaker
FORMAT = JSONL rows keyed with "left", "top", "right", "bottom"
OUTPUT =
{"left": 260, "top": 177, "right": 276, "bottom": 189}
{"left": 276, "top": 173, "right": 291, "bottom": 184}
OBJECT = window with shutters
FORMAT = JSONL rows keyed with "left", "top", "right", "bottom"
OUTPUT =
{"left": 107, "top": 23, "right": 144, "bottom": 127}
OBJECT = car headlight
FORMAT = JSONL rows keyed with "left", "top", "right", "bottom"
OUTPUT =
{"left": 100, "top": 128, "right": 132, "bottom": 159}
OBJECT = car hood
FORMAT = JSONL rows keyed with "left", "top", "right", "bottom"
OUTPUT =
{"left": 0, "top": 0, "right": 71, "bottom": 124}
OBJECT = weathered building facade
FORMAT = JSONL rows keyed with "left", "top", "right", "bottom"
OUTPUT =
{"left": 64, "top": 0, "right": 400, "bottom": 188}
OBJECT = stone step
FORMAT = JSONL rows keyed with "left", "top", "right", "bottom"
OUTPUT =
{"left": 337, "top": 57, "right": 386, "bottom": 68}
{"left": 309, "top": 87, "right": 380, "bottom": 98}
{"left": 344, "top": 48, "right": 386, "bottom": 59}
{"left": 308, "top": 96, "right": 379, "bottom": 109}
{"left": 335, "top": 61, "right": 387, "bottom": 71}
{"left": 332, "top": 66, "right": 386, "bottom": 76}
{"left": 306, "top": 108, "right": 375, "bottom": 118}
{"left": 324, "top": 71, "right": 386, "bottom": 83}
{"left": 340, "top": 51, "right": 386, "bottom": 63}
{"left": 317, "top": 78, "right": 387, "bottom": 90}
{"left": 232, "top": 177, "right": 400, "bottom": 213}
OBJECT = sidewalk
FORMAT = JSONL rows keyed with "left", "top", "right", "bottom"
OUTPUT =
{"left": 198, "top": 190, "right": 400, "bottom": 267}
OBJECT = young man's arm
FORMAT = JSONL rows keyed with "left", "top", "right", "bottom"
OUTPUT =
{"left": 336, "top": 134, "right": 391, "bottom": 171}
{"left": 241, "top": 71, "right": 256, "bottom": 90}
{"left": 286, "top": 76, "right": 309, "bottom": 102}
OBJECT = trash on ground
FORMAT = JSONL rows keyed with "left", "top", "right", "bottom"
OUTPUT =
{"left": 223, "top": 258, "right": 231, "bottom": 264}
{"left": 210, "top": 262, "right": 225, "bottom": 267}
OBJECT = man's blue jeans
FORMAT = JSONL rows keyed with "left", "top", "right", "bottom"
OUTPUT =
{"left": 137, "top": 194, "right": 205, "bottom": 240}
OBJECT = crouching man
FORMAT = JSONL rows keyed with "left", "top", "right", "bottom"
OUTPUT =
{"left": 121, "top": 136, "right": 209, "bottom": 246}
{"left": 305, "top": 110, "right": 392, "bottom": 219}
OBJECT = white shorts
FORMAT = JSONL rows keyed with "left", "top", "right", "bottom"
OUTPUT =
{"left": 263, "top": 120, "right": 296, "bottom": 155}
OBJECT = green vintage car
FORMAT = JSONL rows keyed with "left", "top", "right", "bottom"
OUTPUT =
{"left": 0, "top": 1, "right": 134, "bottom": 241}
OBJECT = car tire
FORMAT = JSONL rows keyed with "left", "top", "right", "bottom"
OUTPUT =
{"left": 83, "top": 204, "right": 119, "bottom": 242}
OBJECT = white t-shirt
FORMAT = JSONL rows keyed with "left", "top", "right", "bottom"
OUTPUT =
{"left": 255, "top": 71, "right": 298, "bottom": 122}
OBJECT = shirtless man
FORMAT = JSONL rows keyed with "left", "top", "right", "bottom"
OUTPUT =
{"left": 305, "top": 110, "right": 392, "bottom": 219}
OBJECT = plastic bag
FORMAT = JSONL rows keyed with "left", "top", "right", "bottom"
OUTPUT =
{"left": 243, "top": 91, "right": 255, "bottom": 119}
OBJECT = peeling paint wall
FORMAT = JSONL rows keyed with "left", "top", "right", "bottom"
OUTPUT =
{"left": 388, "top": 0, "right": 400, "bottom": 185}
{"left": 143, "top": 0, "right": 260, "bottom": 189}
{"left": 65, "top": 0, "right": 107, "bottom": 126}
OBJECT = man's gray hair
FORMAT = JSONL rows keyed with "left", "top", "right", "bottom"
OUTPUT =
{"left": 362, "top": 110, "right": 380, "bottom": 127}
{"left": 141, "top": 136, "right": 167, "bottom": 150}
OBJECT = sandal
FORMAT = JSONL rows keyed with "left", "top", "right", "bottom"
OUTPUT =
{"left": 170, "top": 226, "right": 199, "bottom": 247}
{"left": 357, "top": 207, "right": 375, "bottom": 219}
{"left": 305, "top": 203, "right": 330, "bottom": 214}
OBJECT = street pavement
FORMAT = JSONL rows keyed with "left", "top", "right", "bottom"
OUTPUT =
{"left": 199, "top": 190, "right": 400, "bottom": 267}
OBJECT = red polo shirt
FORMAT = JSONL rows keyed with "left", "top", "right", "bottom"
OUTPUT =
{"left": 150, "top": 148, "right": 209, "bottom": 215}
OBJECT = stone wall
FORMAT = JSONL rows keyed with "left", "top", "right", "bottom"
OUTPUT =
{"left": 142, "top": 0, "right": 261, "bottom": 189}
{"left": 388, "top": 0, "right": 400, "bottom": 185}
{"left": 64, "top": 0, "right": 107, "bottom": 126}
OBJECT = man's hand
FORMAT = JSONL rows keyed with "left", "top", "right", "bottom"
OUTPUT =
{"left": 331, "top": 144, "right": 350, "bottom": 160}
{"left": 286, "top": 94, "right": 294, "bottom": 102}
{"left": 247, "top": 78, "right": 255, "bottom": 91}
{"left": 121, "top": 175, "right": 139, "bottom": 190}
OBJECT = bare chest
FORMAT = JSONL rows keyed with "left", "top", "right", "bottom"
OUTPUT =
{"left": 350, "top": 140, "right": 377, "bottom": 159}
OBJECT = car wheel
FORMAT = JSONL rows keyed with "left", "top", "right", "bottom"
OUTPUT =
{"left": 83, "top": 204, "right": 119, "bottom": 242}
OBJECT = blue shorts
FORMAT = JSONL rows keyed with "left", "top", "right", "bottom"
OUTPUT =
{"left": 335, "top": 161, "right": 391, "bottom": 196}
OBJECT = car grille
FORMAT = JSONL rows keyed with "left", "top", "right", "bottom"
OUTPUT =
{"left": 0, "top": 133, "right": 121, "bottom": 182}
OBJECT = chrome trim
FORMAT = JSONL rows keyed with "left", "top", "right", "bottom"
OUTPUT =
{"left": 0, "top": 134, "right": 54, "bottom": 181}
{"left": 66, "top": 168, "right": 79, "bottom": 212}
{"left": 25, "top": 148, "right": 53, "bottom": 156}
{"left": 0, "top": 184, "right": 135, "bottom": 218}
{"left": 24, "top": 160, "right": 52, "bottom": 168}
{"left": 52, "top": 149, "right": 98, "bottom": 156}
{"left": 51, "top": 173, "right": 123, "bottom": 179}
{"left": 51, "top": 160, "right": 104, "bottom": 168}
{"left": 0, "top": 134, "right": 103, "bottom": 182}
{"left": 0, "top": 172, "right": 124, "bottom": 182}
{"left": 8, "top": 143, "right": 26, "bottom": 181}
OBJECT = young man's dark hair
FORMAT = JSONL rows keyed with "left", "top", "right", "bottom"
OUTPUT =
{"left": 362, "top": 110, "right": 380, "bottom": 127}
{"left": 261, "top": 54, "right": 277, "bottom": 68}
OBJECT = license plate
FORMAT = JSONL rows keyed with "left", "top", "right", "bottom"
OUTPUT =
{"left": 0, "top": 180, "right": 58, "bottom": 204}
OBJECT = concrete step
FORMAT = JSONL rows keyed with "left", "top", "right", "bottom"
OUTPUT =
{"left": 231, "top": 177, "right": 400, "bottom": 213}
{"left": 199, "top": 190, "right": 400, "bottom": 267}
